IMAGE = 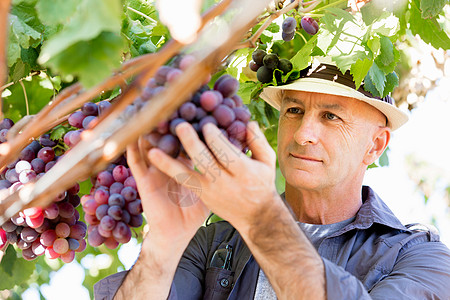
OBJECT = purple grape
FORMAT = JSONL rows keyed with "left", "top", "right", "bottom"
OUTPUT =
{"left": 69, "top": 130, "right": 82, "bottom": 146}
{"left": 21, "top": 227, "right": 39, "bottom": 242}
{"left": 68, "top": 238, "right": 80, "bottom": 251}
{"left": 58, "top": 202, "right": 75, "bottom": 219}
{"left": 129, "top": 214, "right": 143, "bottom": 228}
{"left": 35, "top": 219, "right": 51, "bottom": 233}
{"left": 282, "top": 30, "right": 295, "bottom": 42}
{"left": 2, "top": 219, "right": 17, "bottom": 232}
{"left": 98, "top": 101, "right": 111, "bottom": 115}
{"left": 100, "top": 215, "right": 116, "bottom": 231}
{"left": 82, "top": 116, "right": 97, "bottom": 129}
{"left": 44, "top": 161, "right": 56, "bottom": 172}
{"left": 9, "top": 182, "right": 23, "bottom": 193}
{"left": 112, "top": 165, "right": 129, "bottom": 183}
{"left": 6, "top": 231, "right": 18, "bottom": 244}
{"left": 110, "top": 182, "right": 124, "bottom": 194}
{"left": 5, "top": 169, "right": 19, "bottom": 183}
{"left": 69, "top": 223, "right": 87, "bottom": 240}
{"left": 0, "top": 118, "right": 14, "bottom": 130}
{"left": 179, "top": 102, "right": 197, "bottom": 121}
{"left": 301, "top": 16, "right": 319, "bottom": 35}
{"left": 96, "top": 204, "right": 109, "bottom": 220}
{"left": 19, "top": 169, "right": 36, "bottom": 184}
{"left": 7, "top": 159, "right": 19, "bottom": 169}
{"left": 282, "top": 17, "right": 297, "bottom": 33}
{"left": 88, "top": 226, "right": 106, "bottom": 247}
{"left": 17, "top": 238, "right": 32, "bottom": 250}
{"left": 156, "top": 121, "right": 169, "bottom": 135}
{"left": 39, "top": 135, "right": 56, "bottom": 147}
{"left": 37, "top": 147, "right": 55, "bottom": 163}
{"left": 22, "top": 247, "right": 37, "bottom": 260}
{"left": 215, "top": 76, "right": 239, "bottom": 98}
{"left": 82, "top": 102, "right": 99, "bottom": 116}
{"left": 96, "top": 171, "right": 114, "bottom": 187}
{"left": 108, "top": 194, "right": 125, "bottom": 207}
{"left": 191, "top": 92, "right": 202, "bottom": 106}
{"left": 40, "top": 229, "right": 57, "bottom": 246}
{"left": 200, "top": 91, "right": 221, "bottom": 112}
{"left": 124, "top": 176, "right": 137, "bottom": 189}
{"left": 157, "top": 134, "right": 180, "bottom": 158}
{"left": 95, "top": 187, "right": 110, "bottom": 205}
{"left": 126, "top": 200, "right": 142, "bottom": 215}
{"left": 112, "top": 222, "right": 131, "bottom": 244}
{"left": 0, "top": 179, "right": 12, "bottom": 190}
{"left": 121, "top": 186, "right": 137, "bottom": 202}
{"left": 252, "top": 49, "right": 266, "bottom": 65}
{"left": 154, "top": 66, "right": 173, "bottom": 85}
{"left": 227, "top": 120, "right": 247, "bottom": 142}
{"left": 213, "top": 105, "right": 236, "bottom": 128}
{"left": 27, "top": 140, "right": 42, "bottom": 153}
{"left": 0, "top": 129, "right": 8, "bottom": 143}
{"left": 68, "top": 111, "right": 86, "bottom": 128}
{"left": 19, "top": 147, "right": 35, "bottom": 162}
{"left": 231, "top": 95, "right": 243, "bottom": 107}
{"left": 234, "top": 107, "right": 251, "bottom": 123}
{"left": 166, "top": 68, "right": 183, "bottom": 83}
{"left": 195, "top": 107, "right": 207, "bottom": 120}
{"left": 223, "top": 98, "right": 236, "bottom": 109}
{"left": 108, "top": 206, "right": 123, "bottom": 221}
{"left": 44, "top": 203, "right": 59, "bottom": 219}
{"left": 249, "top": 61, "right": 260, "bottom": 72}
{"left": 30, "top": 158, "right": 45, "bottom": 173}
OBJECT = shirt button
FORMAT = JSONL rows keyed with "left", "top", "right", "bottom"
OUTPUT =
{"left": 220, "top": 278, "right": 229, "bottom": 287}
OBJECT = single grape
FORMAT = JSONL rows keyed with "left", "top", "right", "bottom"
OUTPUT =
{"left": 31, "top": 239, "right": 46, "bottom": 256}
{"left": 6, "top": 231, "right": 18, "bottom": 244}
{"left": 215, "top": 76, "right": 239, "bottom": 98}
{"left": 98, "top": 101, "right": 111, "bottom": 115}
{"left": 233, "top": 107, "right": 251, "bottom": 123}
{"left": 39, "top": 135, "right": 56, "bottom": 147}
{"left": 84, "top": 213, "right": 99, "bottom": 226}
{"left": 223, "top": 98, "right": 236, "bottom": 109}
{"left": 2, "top": 219, "right": 17, "bottom": 232}
{"left": 82, "top": 116, "right": 97, "bottom": 129}
{"left": 108, "top": 206, "right": 123, "bottom": 221}
{"left": 157, "top": 134, "right": 180, "bottom": 158}
{"left": 35, "top": 219, "right": 51, "bottom": 233}
{"left": 22, "top": 207, "right": 43, "bottom": 219}
{"left": 96, "top": 204, "right": 109, "bottom": 221}
{"left": 0, "top": 118, "right": 14, "bottom": 130}
{"left": 282, "top": 30, "right": 295, "bottom": 42}
{"left": 179, "top": 102, "right": 197, "bottom": 121}
{"left": 213, "top": 105, "right": 236, "bottom": 128}
{"left": 15, "top": 160, "right": 32, "bottom": 173}
{"left": 37, "top": 147, "right": 55, "bottom": 163}
{"left": 97, "top": 225, "right": 112, "bottom": 238}
{"left": 0, "top": 229, "right": 7, "bottom": 249}
{"left": 108, "top": 194, "right": 125, "bottom": 208}
{"left": 200, "top": 91, "right": 221, "bottom": 112}
{"left": 55, "top": 222, "right": 71, "bottom": 238}
{"left": 45, "top": 246, "right": 60, "bottom": 259}
{"left": 100, "top": 215, "right": 116, "bottom": 231}
{"left": 68, "top": 238, "right": 80, "bottom": 251}
{"left": 301, "top": 16, "right": 319, "bottom": 35}
{"left": 69, "top": 223, "right": 87, "bottom": 240}
{"left": 82, "top": 102, "right": 99, "bottom": 116}
{"left": 110, "top": 182, "right": 124, "bottom": 194}
{"left": 227, "top": 121, "right": 247, "bottom": 143}
{"left": 112, "top": 222, "right": 132, "bottom": 244}
{"left": 156, "top": 121, "right": 169, "bottom": 135}
{"left": 22, "top": 247, "right": 37, "bottom": 261}
{"left": 256, "top": 66, "right": 273, "bottom": 84}
{"left": 88, "top": 226, "right": 105, "bottom": 247}
{"left": 17, "top": 238, "right": 32, "bottom": 250}
{"left": 129, "top": 214, "right": 143, "bottom": 228}
{"left": 121, "top": 210, "right": 131, "bottom": 224}
{"left": 53, "top": 238, "right": 69, "bottom": 254}
{"left": 121, "top": 186, "right": 137, "bottom": 202}
{"left": 68, "top": 194, "right": 81, "bottom": 207}
{"left": 263, "top": 54, "right": 279, "bottom": 70}
{"left": 19, "top": 147, "right": 35, "bottom": 162}
{"left": 41, "top": 229, "right": 57, "bottom": 246}
{"left": 58, "top": 202, "right": 75, "bottom": 218}
{"left": 282, "top": 17, "right": 297, "bottom": 33}
{"left": 60, "top": 250, "right": 75, "bottom": 263}
{"left": 124, "top": 176, "right": 137, "bottom": 190}
{"left": 252, "top": 49, "right": 266, "bottom": 65}
{"left": 249, "top": 61, "right": 260, "bottom": 72}
{"left": 68, "top": 111, "right": 86, "bottom": 129}
{"left": 112, "top": 165, "right": 129, "bottom": 183}
{"left": 0, "top": 129, "right": 8, "bottom": 143}
{"left": 126, "top": 200, "right": 142, "bottom": 216}
{"left": 21, "top": 227, "right": 39, "bottom": 242}
{"left": 25, "top": 214, "right": 44, "bottom": 229}
{"left": 76, "top": 239, "right": 87, "bottom": 253}
{"left": 94, "top": 188, "right": 110, "bottom": 205}
{"left": 83, "top": 199, "right": 99, "bottom": 215}
{"left": 96, "top": 171, "right": 114, "bottom": 187}
{"left": 104, "top": 237, "right": 119, "bottom": 249}
{"left": 199, "top": 115, "right": 218, "bottom": 132}
{"left": 30, "top": 158, "right": 45, "bottom": 173}
{"left": 19, "top": 169, "right": 36, "bottom": 184}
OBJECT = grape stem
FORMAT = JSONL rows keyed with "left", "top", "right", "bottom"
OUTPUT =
{"left": 0, "top": 71, "right": 40, "bottom": 93}
{"left": 126, "top": 6, "right": 158, "bottom": 25}
{"left": 236, "top": 0, "right": 322, "bottom": 49}
{"left": 19, "top": 80, "right": 30, "bottom": 116}
{"left": 314, "top": 0, "right": 348, "bottom": 12}
{"left": 0, "top": 0, "right": 12, "bottom": 121}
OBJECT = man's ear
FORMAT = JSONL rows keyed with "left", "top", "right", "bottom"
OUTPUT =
{"left": 363, "top": 127, "right": 391, "bottom": 166}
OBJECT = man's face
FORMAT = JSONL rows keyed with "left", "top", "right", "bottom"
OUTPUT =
{"left": 277, "top": 90, "right": 386, "bottom": 191}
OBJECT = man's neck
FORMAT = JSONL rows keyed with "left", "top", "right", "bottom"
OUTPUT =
{"left": 285, "top": 183, "right": 363, "bottom": 225}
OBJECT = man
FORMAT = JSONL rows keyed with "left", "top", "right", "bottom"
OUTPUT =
{"left": 94, "top": 62, "right": 450, "bottom": 299}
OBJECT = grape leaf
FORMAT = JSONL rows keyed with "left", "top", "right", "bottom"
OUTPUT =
{"left": 332, "top": 50, "right": 367, "bottom": 74}
{"left": 369, "top": 13, "right": 400, "bottom": 37}
{"left": 350, "top": 58, "right": 373, "bottom": 90}
{"left": 36, "top": 0, "right": 78, "bottom": 25}
{"left": 290, "top": 34, "right": 318, "bottom": 70}
{"left": 238, "top": 82, "right": 258, "bottom": 104}
{"left": 374, "top": 36, "right": 400, "bottom": 73}
{"left": 39, "top": 0, "right": 122, "bottom": 63}
{"left": 367, "top": 62, "right": 385, "bottom": 97}
{"left": 266, "top": 22, "right": 280, "bottom": 33}
{"left": 45, "top": 32, "right": 125, "bottom": 88}
{"left": 420, "top": 0, "right": 447, "bottom": 19}
{"left": 409, "top": 0, "right": 450, "bottom": 50}
{"left": 7, "top": 14, "right": 41, "bottom": 66}
{"left": 0, "top": 246, "right": 36, "bottom": 290}
{"left": 384, "top": 72, "right": 399, "bottom": 96}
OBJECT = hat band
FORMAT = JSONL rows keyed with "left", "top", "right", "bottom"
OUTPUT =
{"left": 306, "top": 64, "right": 393, "bottom": 105}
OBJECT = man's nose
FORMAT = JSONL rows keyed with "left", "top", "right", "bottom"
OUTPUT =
{"left": 293, "top": 114, "right": 319, "bottom": 146}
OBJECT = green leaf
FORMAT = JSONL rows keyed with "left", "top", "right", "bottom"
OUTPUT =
{"left": 260, "top": 33, "right": 273, "bottom": 44}
{"left": 45, "top": 32, "right": 125, "bottom": 88}
{"left": 39, "top": 0, "right": 122, "bottom": 63}
{"left": 332, "top": 50, "right": 367, "bottom": 74}
{"left": 36, "top": 0, "right": 78, "bottom": 25}
{"left": 374, "top": 36, "right": 400, "bottom": 74}
{"left": 7, "top": 14, "right": 41, "bottom": 66}
{"left": 350, "top": 58, "right": 373, "bottom": 90}
{"left": 238, "top": 81, "right": 257, "bottom": 104}
{"left": 367, "top": 62, "right": 385, "bottom": 96}
{"left": 290, "top": 34, "right": 318, "bottom": 70}
{"left": 379, "top": 147, "right": 390, "bottom": 167}
{"left": 409, "top": 0, "right": 450, "bottom": 50}
{"left": 325, "top": 7, "right": 357, "bottom": 25}
{"left": 366, "top": 36, "right": 380, "bottom": 57}
{"left": 50, "top": 125, "right": 68, "bottom": 140}
{"left": 420, "top": 0, "right": 447, "bottom": 19}
{"left": 10, "top": 60, "right": 30, "bottom": 82}
{"left": 0, "top": 246, "right": 36, "bottom": 289}
{"left": 266, "top": 22, "right": 280, "bottom": 33}
{"left": 369, "top": 13, "right": 400, "bottom": 37}
{"left": 383, "top": 72, "right": 399, "bottom": 96}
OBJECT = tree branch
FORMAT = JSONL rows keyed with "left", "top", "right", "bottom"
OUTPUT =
{"left": 0, "top": 0, "right": 12, "bottom": 121}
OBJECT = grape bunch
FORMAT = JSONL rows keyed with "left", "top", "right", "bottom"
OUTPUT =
{"left": 249, "top": 49, "right": 293, "bottom": 84}
{"left": 139, "top": 56, "right": 252, "bottom": 158}
{"left": 81, "top": 164, "right": 142, "bottom": 249}
{"left": 0, "top": 118, "right": 86, "bottom": 262}
{"left": 281, "top": 17, "right": 297, "bottom": 42}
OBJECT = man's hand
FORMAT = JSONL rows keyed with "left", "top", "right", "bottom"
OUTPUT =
{"left": 147, "top": 120, "right": 279, "bottom": 233}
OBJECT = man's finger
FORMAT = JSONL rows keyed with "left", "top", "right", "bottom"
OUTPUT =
{"left": 175, "top": 122, "right": 226, "bottom": 181}
{"left": 126, "top": 141, "right": 148, "bottom": 179}
{"left": 246, "top": 121, "right": 276, "bottom": 168}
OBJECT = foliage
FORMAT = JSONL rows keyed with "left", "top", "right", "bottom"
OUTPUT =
{"left": 1, "top": 0, "right": 449, "bottom": 297}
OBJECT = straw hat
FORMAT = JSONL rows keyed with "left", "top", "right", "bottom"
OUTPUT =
{"left": 260, "top": 61, "right": 409, "bottom": 131}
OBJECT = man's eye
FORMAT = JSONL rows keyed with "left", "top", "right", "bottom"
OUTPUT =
{"left": 324, "top": 112, "right": 339, "bottom": 120}
{"left": 287, "top": 108, "right": 302, "bottom": 114}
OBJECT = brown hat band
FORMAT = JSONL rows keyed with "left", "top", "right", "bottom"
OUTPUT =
{"left": 306, "top": 64, "right": 393, "bottom": 105}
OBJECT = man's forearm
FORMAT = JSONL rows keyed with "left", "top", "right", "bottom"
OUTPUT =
{"left": 238, "top": 196, "right": 326, "bottom": 300}
{"left": 114, "top": 237, "right": 185, "bottom": 299}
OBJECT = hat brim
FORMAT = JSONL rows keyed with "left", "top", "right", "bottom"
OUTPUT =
{"left": 260, "top": 77, "right": 409, "bottom": 131}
